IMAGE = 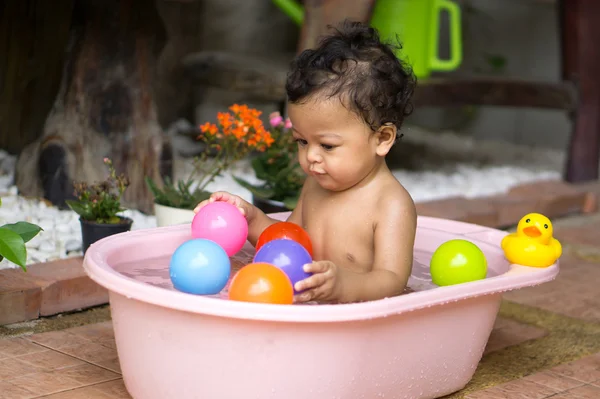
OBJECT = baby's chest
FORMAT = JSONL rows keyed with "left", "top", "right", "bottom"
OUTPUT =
{"left": 302, "top": 202, "right": 375, "bottom": 268}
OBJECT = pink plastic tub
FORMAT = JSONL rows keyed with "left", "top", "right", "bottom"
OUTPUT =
{"left": 83, "top": 213, "right": 558, "bottom": 399}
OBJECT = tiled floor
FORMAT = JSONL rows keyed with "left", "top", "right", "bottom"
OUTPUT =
{"left": 464, "top": 353, "right": 600, "bottom": 398}
{"left": 0, "top": 211, "right": 599, "bottom": 398}
{"left": 0, "top": 316, "right": 597, "bottom": 398}
{"left": 0, "top": 322, "right": 125, "bottom": 398}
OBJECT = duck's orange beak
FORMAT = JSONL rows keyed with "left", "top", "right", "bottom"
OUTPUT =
{"left": 523, "top": 226, "right": 541, "bottom": 237}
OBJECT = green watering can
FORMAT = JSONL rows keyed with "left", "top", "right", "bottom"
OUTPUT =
{"left": 272, "top": 0, "right": 462, "bottom": 79}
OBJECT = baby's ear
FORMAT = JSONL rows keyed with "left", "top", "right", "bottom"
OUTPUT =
{"left": 375, "top": 124, "right": 396, "bottom": 156}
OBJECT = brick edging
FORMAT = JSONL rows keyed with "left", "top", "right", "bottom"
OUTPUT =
{"left": 0, "top": 257, "right": 108, "bottom": 326}
{"left": 416, "top": 179, "right": 599, "bottom": 228}
{"left": 1, "top": 179, "right": 599, "bottom": 326}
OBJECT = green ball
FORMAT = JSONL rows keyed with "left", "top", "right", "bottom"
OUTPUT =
{"left": 430, "top": 239, "right": 487, "bottom": 286}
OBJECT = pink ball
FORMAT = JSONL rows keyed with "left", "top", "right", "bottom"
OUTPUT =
{"left": 191, "top": 202, "right": 248, "bottom": 257}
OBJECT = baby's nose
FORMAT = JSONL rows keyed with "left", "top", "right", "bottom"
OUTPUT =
{"left": 306, "top": 146, "right": 321, "bottom": 163}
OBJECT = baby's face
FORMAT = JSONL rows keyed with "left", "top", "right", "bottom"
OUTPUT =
{"left": 287, "top": 97, "right": 381, "bottom": 191}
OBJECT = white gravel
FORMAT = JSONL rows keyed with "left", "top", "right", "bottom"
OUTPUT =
{"left": 0, "top": 127, "right": 564, "bottom": 269}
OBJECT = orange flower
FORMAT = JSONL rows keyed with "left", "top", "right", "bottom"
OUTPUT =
{"left": 231, "top": 123, "right": 246, "bottom": 140}
{"left": 190, "top": 104, "right": 282, "bottom": 196}
{"left": 198, "top": 104, "right": 274, "bottom": 157}
{"left": 264, "top": 133, "right": 275, "bottom": 147}
{"left": 229, "top": 104, "right": 243, "bottom": 114}
{"left": 217, "top": 112, "right": 234, "bottom": 136}
{"left": 199, "top": 122, "right": 218, "bottom": 136}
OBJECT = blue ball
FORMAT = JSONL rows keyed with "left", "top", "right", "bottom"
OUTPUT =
{"left": 169, "top": 239, "right": 231, "bottom": 295}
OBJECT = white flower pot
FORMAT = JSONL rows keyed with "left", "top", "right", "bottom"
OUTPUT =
{"left": 154, "top": 203, "right": 195, "bottom": 227}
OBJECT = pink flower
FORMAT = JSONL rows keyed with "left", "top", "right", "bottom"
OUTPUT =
{"left": 284, "top": 118, "right": 292, "bottom": 129}
{"left": 269, "top": 112, "right": 283, "bottom": 127}
{"left": 270, "top": 115, "right": 283, "bottom": 127}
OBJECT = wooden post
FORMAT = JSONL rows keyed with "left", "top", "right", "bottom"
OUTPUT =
{"left": 561, "top": 0, "right": 600, "bottom": 182}
{"left": 0, "top": 0, "right": 75, "bottom": 154}
{"left": 14, "top": 0, "right": 172, "bottom": 214}
{"left": 298, "top": 0, "right": 376, "bottom": 51}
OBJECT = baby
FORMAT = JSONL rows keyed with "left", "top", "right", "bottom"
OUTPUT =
{"left": 195, "top": 20, "right": 417, "bottom": 304}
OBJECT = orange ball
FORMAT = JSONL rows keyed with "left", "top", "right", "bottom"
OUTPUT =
{"left": 256, "top": 221, "right": 313, "bottom": 257}
{"left": 228, "top": 262, "right": 294, "bottom": 305}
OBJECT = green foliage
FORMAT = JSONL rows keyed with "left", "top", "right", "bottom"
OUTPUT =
{"left": 66, "top": 158, "right": 130, "bottom": 224}
{"left": 0, "top": 198, "right": 43, "bottom": 271}
{"left": 233, "top": 152, "right": 303, "bottom": 210}
{"left": 233, "top": 112, "right": 304, "bottom": 210}
{"left": 146, "top": 104, "right": 273, "bottom": 210}
{"left": 145, "top": 176, "right": 211, "bottom": 210}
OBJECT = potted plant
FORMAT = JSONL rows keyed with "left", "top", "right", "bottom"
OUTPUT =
{"left": 66, "top": 158, "right": 133, "bottom": 253}
{"left": 0, "top": 198, "right": 43, "bottom": 271}
{"left": 146, "top": 104, "right": 275, "bottom": 227}
{"left": 146, "top": 176, "right": 212, "bottom": 227}
{"left": 233, "top": 111, "right": 305, "bottom": 213}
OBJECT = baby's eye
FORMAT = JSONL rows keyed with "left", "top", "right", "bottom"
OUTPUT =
{"left": 525, "top": 218, "right": 530, "bottom": 223}
{"left": 295, "top": 138, "right": 307, "bottom": 147}
{"left": 544, "top": 224, "right": 548, "bottom": 229}
{"left": 321, "top": 144, "right": 335, "bottom": 151}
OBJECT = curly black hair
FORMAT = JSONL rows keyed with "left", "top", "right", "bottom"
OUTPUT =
{"left": 286, "top": 20, "right": 416, "bottom": 139}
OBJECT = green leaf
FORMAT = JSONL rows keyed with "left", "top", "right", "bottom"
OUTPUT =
{"left": 232, "top": 175, "right": 255, "bottom": 189}
{"left": 1, "top": 222, "right": 43, "bottom": 243}
{"left": 177, "top": 179, "right": 193, "bottom": 194}
{"left": 65, "top": 200, "right": 89, "bottom": 217}
{"left": 283, "top": 195, "right": 299, "bottom": 210}
{"left": 145, "top": 176, "right": 162, "bottom": 197}
{"left": 250, "top": 156, "right": 269, "bottom": 179}
{"left": 232, "top": 176, "right": 275, "bottom": 198}
{"left": 275, "top": 162, "right": 299, "bottom": 180}
{"left": 0, "top": 227, "right": 27, "bottom": 270}
{"left": 248, "top": 185, "right": 276, "bottom": 199}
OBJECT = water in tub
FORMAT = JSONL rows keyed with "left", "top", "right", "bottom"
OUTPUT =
{"left": 111, "top": 245, "right": 455, "bottom": 299}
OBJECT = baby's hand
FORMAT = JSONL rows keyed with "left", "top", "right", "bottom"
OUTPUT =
{"left": 194, "top": 191, "right": 252, "bottom": 219}
{"left": 294, "top": 261, "right": 343, "bottom": 304}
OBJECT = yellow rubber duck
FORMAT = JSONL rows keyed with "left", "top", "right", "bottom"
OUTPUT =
{"left": 501, "top": 213, "right": 562, "bottom": 268}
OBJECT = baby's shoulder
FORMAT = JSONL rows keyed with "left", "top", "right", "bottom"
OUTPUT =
{"left": 374, "top": 177, "right": 416, "bottom": 219}
{"left": 377, "top": 175, "right": 414, "bottom": 203}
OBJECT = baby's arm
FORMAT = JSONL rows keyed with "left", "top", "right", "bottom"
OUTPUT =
{"left": 343, "top": 194, "right": 416, "bottom": 302}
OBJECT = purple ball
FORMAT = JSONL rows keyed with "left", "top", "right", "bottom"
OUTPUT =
{"left": 253, "top": 238, "right": 313, "bottom": 293}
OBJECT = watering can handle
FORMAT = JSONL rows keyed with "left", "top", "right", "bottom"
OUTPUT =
{"left": 429, "top": 0, "right": 462, "bottom": 71}
{"left": 272, "top": 0, "right": 304, "bottom": 25}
